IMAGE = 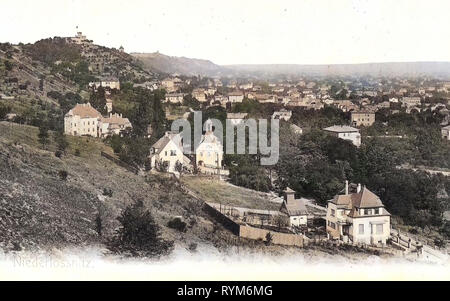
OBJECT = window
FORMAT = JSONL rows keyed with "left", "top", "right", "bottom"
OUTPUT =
{"left": 376, "top": 224, "right": 383, "bottom": 234}
{"left": 364, "top": 209, "right": 370, "bottom": 215}
{"left": 170, "top": 150, "right": 176, "bottom": 156}
{"left": 359, "top": 224, "right": 364, "bottom": 235}
{"left": 374, "top": 208, "right": 379, "bottom": 215}
{"left": 327, "top": 221, "right": 336, "bottom": 229}
{"left": 331, "top": 209, "right": 335, "bottom": 217}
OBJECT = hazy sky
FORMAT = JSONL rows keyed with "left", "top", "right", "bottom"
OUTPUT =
{"left": 2, "top": 0, "right": 450, "bottom": 65}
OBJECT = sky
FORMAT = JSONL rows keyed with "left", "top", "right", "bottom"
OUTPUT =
{"left": 1, "top": 0, "right": 450, "bottom": 65}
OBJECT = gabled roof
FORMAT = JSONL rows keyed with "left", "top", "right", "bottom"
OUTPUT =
{"left": 329, "top": 186, "right": 384, "bottom": 209}
{"left": 151, "top": 132, "right": 182, "bottom": 155}
{"left": 351, "top": 187, "right": 384, "bottom": 208}
{"left": 66, "top": 103, "right": 102, "bottom": 119}
{"left": 280, "top": 198, "right": 309, "bottom": 217}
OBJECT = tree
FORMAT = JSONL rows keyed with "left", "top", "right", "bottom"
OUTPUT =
{"left": 90, "top": 86, "right": 107, "bottom": 114}
{"left": 95, "top": 213, "right": 103, "bottom": 237}
{"left": 158, "top": 160, "right": 169, "bottom": 172}
{"left": 0, "top": 103, "right": 11, "bottom": 120}
{"left": 273, "top": 215, "right": 289, "bottom": 231}
{"left": 54, "top": 131, "right": 69, "bottom": 153}
{"left": 265, "top": 232, "right": 273, "bottom": 245}
{"left": 175, "top": 160, "right": 183, "bottom": 177}
{"left": 109, "top": 200, "right": 174, "bottom": 257}
{"left": 38, "top": 124, "right": 50, "bottom": 149}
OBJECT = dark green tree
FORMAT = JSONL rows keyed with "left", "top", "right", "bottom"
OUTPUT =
{"left": 110, "top": 200, "right": 174, "bottom": 257}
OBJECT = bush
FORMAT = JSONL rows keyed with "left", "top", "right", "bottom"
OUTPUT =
{"left": 55, "top": 150, "right": 63, "bottom": 158}
{"left": 109, "top": 200, "right": 174, "bottom": 257}
{"left": 102, "top": 188, "right": 113, "bottom": 197}
{"left": 408, "top": 228, "right": 418, "bottom": 235}
{"left": 167, "top": 217, "right": 187, "bottom": 232}
{"left": 188, "top": 243, "right": 197, "bottom": 252}
{"left": 58, "top": 170, "right": 68, "bottom": 180}
{"left": 434, "top": 238, "right": 446, "bottom": 249}
{"left": 265, "top": 232, "right": 273, "bottom": 245}
{"left": 74, "top": 149, "right": 81, "bottom": 156}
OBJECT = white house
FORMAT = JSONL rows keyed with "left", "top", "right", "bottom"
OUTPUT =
{"left": 272, "top": 109, "right": 292, "bottom": 121}
{"left": 323, "top": 125, "right": 361, "bottom": 147}
{"left": 442, "top": 125, "right": 450, "bottom": 140}
{"left": 279, "top": 187, "right": 308, "bottom": 227}
{"left": 64, "top": 103, "right": 102, "bottom": 137}
{"left": 326, "top": 182, "right": 391, "bottom": 246}
{"left": 227, "top": 91, "right": 244, "bottom": 103}
{"left": 149, "top": 131, "right": 191, "bottom": 173}
{"left": 89, "top": 78, "right": 120, "bottom": 90}
{"left": 64, "top": 103, "right": 132, "bottom": 138}
{"left": 100, "top": 113, "right": 132, "bottom": 137}
{"left": 227, "top": 112, "right": 248, "bottom": 126}
{"left": 196, "top": 120, "right": 224, "bottom": 169}
{"left": 165, "top": 93, "right": 184, "bottom": 104}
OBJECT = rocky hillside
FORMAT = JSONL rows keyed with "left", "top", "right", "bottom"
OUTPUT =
{"left": 132, "top": 52, "right": 227, "bottom": 77}
{"left": 0, "top": 121, "right": 234, "bottom": 252}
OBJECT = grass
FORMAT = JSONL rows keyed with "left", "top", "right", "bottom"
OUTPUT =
{"left": 0, "top": 121, "right": 111, "bottom": 158}
{"left": 181, "top": 176, "right": 280, "bottom": 210}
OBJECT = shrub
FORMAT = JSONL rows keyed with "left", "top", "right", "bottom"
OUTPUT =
{"left": 102, "top": 188, "right": 113, "bottom": 197}
{"left": 188, "top": 243, "right": 197, "bottom": 252}
{"left": 408, "top": 228, "right": 418, "bottom": 235}
{"left": 74, "top": 149, "right": 81, "bottom": 156}
{"left": 265, "top": 232, "right": 273, "bottom": 245}
{"left": 434, "top": 238, "right": 446, "bottom": 249}
{"left": 58, "top": 170, "right": 68, "bottom": 181}
{"left": 167, "top": 217, "right": 187, "bottom": 232}
{"left": 109, "top": 200, "right": 174, "bottom": 257}
{"left": 55, "top": 150, "right": 63, "bottom": 158}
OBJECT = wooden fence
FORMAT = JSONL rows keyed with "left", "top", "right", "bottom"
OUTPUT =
{"left": 203, "top": 202, "right": 303, "bottom": 247}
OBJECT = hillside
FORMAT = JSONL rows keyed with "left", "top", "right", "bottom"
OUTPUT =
{"left": 0, "top": 121, "right": 235, "bottom": 251}
{"left": 132, "top": 52, "right": 226, "bottom": 77}
{"left": 130, "top": 51, "right": 450, "bottom": 79}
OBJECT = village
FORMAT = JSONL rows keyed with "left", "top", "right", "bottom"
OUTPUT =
{"left": 57, "top": 54, "right": 450, "bottom": 262}
{"left": 1, "top": 30, "right": 449, "bottom": 264}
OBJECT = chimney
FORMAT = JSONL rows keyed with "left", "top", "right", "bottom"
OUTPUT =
{"left": 284, "top": 188, "right": 295, "bottom": 205}
{"left": 345, "top": 180, "right": 349, "bottom": 195}
{"left": 357, "top": 183, "right": 362, "bottom": 193}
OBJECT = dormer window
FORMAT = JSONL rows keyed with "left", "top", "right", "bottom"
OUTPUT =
{"left": 374, "top": 208, "right": 379, "bottom": 215}
{"left": 364, "top": 209, "right": 370, "bottom": 215}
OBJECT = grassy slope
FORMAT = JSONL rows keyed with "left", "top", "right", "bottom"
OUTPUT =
{"left": 181, "top": 176, "right": 280, "bottom": 210}
{"left": 0, "top": 121, "right": 234, "bottom": 251}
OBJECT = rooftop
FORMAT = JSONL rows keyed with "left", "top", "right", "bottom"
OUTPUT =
{"left": 323, "top": 125, "right": 360, "bottom": 133}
